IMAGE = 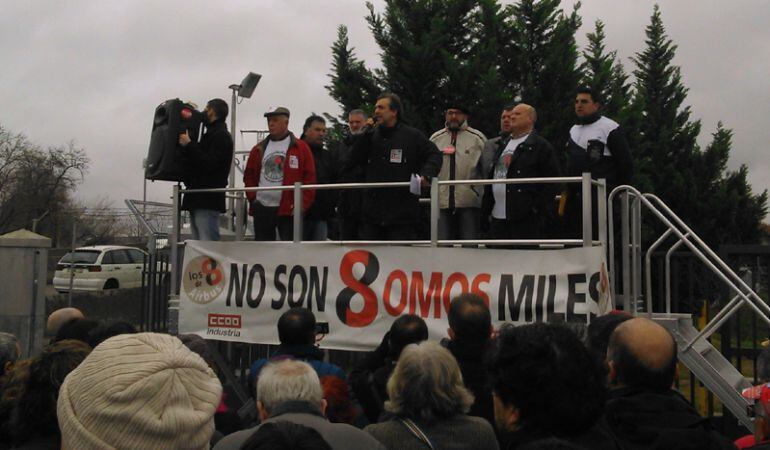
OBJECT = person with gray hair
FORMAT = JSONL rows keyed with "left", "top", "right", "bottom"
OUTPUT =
{"left": 365, "top": 341, "right": 499, "bottom": 450}
{"left": 214, "top": 359, "right": 384, "bottom": 450}
{"left": 0, "top": 331, "right": 20, "bottom": 377}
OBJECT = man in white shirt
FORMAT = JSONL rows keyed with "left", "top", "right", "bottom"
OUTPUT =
{"left": 481, "top": 104, "right": 562, "bottom": 244}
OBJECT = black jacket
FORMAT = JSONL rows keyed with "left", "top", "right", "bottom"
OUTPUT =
{"left": 597, "top": 387, "right": 735, "bottom": 450}
{"left": 346, "top": 122, "right": 442, "bottom": 226}
{"left": 481, "top": 131, "right": 562, "bottom": 222}
{"left": 180, "top": 120, "right": 233, "bottom": 212}
{"left": 567, "top": 113, "right": 633, "bottom": 189}
{"left": 348, "top": 338, "right": 395, "bottom": 424}
{"left": 444, "top": 339, "right": 495, "bottom": 426}
{"left": 337, "top": 134, "right": 365, "bottom": 219}
{"left": 305, "top": 141, "right": 338, "bottom": 220}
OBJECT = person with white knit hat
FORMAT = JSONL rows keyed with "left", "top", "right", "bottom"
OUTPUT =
{"left": 57, "top": 332, "right": 223, "bottom": 450}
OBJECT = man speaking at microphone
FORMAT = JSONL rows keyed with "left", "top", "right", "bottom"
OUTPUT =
{"left": 345, "top": 93, "right": 442, "bottom": 241}
{"left": 178, "top": 98, "right": 233, "bottom": 241}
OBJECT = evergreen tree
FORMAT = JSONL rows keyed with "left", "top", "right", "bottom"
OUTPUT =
{"left": 580, "top": 20, "right": 632, "bottom": 120}
{"left": 692, "top": 123, "right": 767, "bottom": 245}
{"left": 631, "top": 4, "right": 701, "bottom": 220}
{"left": 325, "top": 25, "right": 380, "bottom": 120}
{"left": 632, "top": 5, "right": 766, "bottom": 245}
{"left": 499, "top": 0, "right": 582, "bottom": 147}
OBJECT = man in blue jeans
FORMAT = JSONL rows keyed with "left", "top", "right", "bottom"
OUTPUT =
{"left": 179, "top": 99, "right": 233, "bottom": 240}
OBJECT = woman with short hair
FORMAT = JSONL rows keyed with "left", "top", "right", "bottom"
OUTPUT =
{"left": 365, "top": 341, "right": 499, "bottom": 450}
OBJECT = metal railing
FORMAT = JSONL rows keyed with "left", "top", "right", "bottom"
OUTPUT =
{"left": 167, "top": 173, "right": 607, "bottom": 296}
{"left": 608, "top": 185, "right": 770, "bottom": 346}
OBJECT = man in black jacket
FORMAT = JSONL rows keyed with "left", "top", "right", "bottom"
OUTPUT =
{"left": 481, "top": 103, "right": 561, "bottom": 241}
{"left": 337, "top": 109, "right": 368, "bottom": 241}
{"left": 301, "top": 115, "right": 337, "bottom": 241}
{"left": 564, "top": 87, "right": 633, "bottom": 238}
{"left": 346, "top": 93, "right": 442, "bottom": 241}
{"left": 601, "top": 318, "right": 735, "bottom": 450}
{"left": 178, "top": 98, "right": 233, "bottom": 241}
{"left": 442, "top": 293, "right": 495, "bottom": 427}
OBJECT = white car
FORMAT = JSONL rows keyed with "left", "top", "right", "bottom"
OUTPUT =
{"left": 53, "top": 245, "right": 149, "bottom": 293}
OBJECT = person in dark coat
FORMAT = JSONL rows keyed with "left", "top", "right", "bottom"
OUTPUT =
{"left": 345, "top": 93, "right": 442, "bottom": 241}
{"left": 600, "top": 317, "right": 735, "bottom": 450}
{"left": 301, "top": 115, "right": 337, "bottom": 241}
{"left": 348, "top": 315, "right": 429, "bottom": 424}
{"left": 337, "top": 109, "right": 368, "bottom": 241}
{"left": 179, "top": 98, "right": 233, "bottom": 241}
{"left": 441, "top": 293, "right": 495, "bottom": 427}
{"left": 481, "top": 103, "right": 562, "bottom": 242}
{"left": 487, "top": 323, "right": 615, "bottom": 450}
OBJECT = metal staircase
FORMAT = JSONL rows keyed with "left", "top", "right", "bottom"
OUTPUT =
{"left": 609, "top": 186, "right": 770, "bottom": 430}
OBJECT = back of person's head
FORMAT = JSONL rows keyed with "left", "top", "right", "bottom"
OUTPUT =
{"left": 87, "top": 321, "right": 137, "bottom": 348}
{"left": 320, "top": 375, "right": 356, "bottom": 425}
{"left": 448, "top": 293, "right": 492, "bottom": 343}
{"left": 257, "top": 359, "right": 323, "bottom": 415}
{"left": 277, "top": 308, "right": 316, "bottom": 346}
{"left": 8, "top": 339, "right": 91, "bottom": 444}
{"left": 585, "top": 312, "right": 631, "bottom": 371}
{"left": 388, "top": 314, "right": 429, "bottom": 359}
{"left": 758, "top": 348, "right": 770, "bottom": 383}
{"left": 0, "top": 332, "right": 20, "bottom": 377}
{"left": 488, "top": 323, "right": 606, "bottom": 437}
{"left": 519, "top": 437, "right": 584, "bottom": 450}
{"left": 607, "top": 317, "right": 677, "bottom": 391}
{"left": 57, "top": 332, "right": 222, "bottom": 450}
{"left": 386, "top": 341, "right": 473, "bottom": 424}
{"left": 46, "top": 307, "right": 84, "bottom": 337}
{"left": 54, "top": 317, "right": 99, "bottom": 344}
{"left": 179, "top": 333, "right": 216, "bottom": 370}
{"left": 241, "top": 421, "right": 332, "bottom": 450}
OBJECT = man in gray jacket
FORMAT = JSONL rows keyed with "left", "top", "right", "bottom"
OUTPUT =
{"left": 430, "top": 103, "right": 487, "bottom": 242}
{"left": 214, "top": 359, "right": 385, "bottom": 450}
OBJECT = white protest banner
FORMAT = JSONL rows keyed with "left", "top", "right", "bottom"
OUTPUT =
{"left": 178, "top": 241, "right": 612, "bottom": 351}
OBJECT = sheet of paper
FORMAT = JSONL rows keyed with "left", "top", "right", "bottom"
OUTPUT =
{"left": 410, "top": 173, "right": 422, "bottom": 196}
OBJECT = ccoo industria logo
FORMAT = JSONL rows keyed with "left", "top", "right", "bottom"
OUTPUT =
{"left": 183, "top": 255, "right": 225, "bottom": 304}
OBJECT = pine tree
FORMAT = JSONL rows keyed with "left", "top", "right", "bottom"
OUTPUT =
{"left": 325, "top": 25, "right": 380, "bottom": 120}
{"left": 631, "top": 4, "right": 701, "bottom": 220}
{"left": 693, "top": 124, "right": 767, "bottom": 245}
{"left": 499, "top": 0, "right": 583, "bottom": 148}
{"left": 632, "top": 5, "right": 766, "bottom": 246}
{"left": 581, "top": 20, "right": 631, "bottom": 120}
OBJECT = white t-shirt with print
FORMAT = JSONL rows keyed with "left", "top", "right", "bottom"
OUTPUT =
{"left": 256, "top": 136, "right": 291, "bottom": 207}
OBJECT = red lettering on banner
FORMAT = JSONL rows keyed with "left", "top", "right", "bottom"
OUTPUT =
{"left": 383, "top": 270, "right": 408, "bottom": 316}
{"left": 471, "top": 273, "right": 492, "bottom": 305}
{"left": 442, "top": 273, "right": 470, "bottom": 316}
{"left": 208, "top": 313, "right": 242, "bottom": 329}
{"left": 336, "top": 250, "right": 380, "bottom": 327}
{"left": 409, "top": 272, "right": 443, "bottom": 318}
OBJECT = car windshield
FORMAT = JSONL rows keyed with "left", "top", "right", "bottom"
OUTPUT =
{"left": 60, "top": 250, "right": 101, "bottom": 264}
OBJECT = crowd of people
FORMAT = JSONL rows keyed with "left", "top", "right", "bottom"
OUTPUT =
{"left": 179, "top": 87, "right": 633, "bottom": 242}
{"left": 3, "top": 299, "right": 766, "bottom": 449}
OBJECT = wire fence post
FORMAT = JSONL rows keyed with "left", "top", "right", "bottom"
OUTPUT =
{"left": 293, "top": 182, "right": 302, "bottom": 243}
{"left": 430, "top": 177, "right": 439, "bottom": 247}
{"left": 169, "top": 184, "right": 180, "bottom": 296}
{"left": 581, "top": 172, "right": 593, "bottom": 248}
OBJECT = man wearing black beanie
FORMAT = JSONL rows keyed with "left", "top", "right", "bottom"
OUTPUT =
{"left": 179, "top": 98, "right": 233, "bottom": 240}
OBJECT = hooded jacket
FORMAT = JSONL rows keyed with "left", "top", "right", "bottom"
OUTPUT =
{"left": 243, "top": 133, "right": 316, "bottom": 217}
{"left": 430, "top": 122, "right": 487, "bottom": 209}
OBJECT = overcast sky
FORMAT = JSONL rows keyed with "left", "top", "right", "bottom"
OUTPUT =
{"left": 1, "top": 0, "right": 768, "bottom": 214}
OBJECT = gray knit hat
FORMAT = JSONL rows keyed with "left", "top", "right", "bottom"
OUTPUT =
{"left": 57, "top": 332, "right": 222, "bottom": 450}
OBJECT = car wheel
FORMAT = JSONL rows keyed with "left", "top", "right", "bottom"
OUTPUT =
{"left": 103, "top": 279, "right": 119, "bottom": 290}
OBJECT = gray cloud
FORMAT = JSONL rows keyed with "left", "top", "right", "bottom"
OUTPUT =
{"left": 1, "top": 0, "right": 767, "bottom": 213}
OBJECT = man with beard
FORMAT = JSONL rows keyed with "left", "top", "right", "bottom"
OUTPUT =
{"left": 179, "top": 98, "right": 233, "bottom": 241}
{"left": 345, "top": 93, "right": 442, "bottom": 241}
{"left": 337, "top": 109, "right": 368, "bottom": 240}
{"left": 430, "top": 103, "right": 487, "bottom": 242}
